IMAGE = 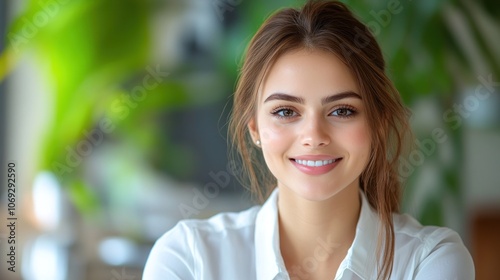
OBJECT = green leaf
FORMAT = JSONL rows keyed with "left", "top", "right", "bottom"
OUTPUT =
{"left": 419, "top": 196, "right": 445, "bottom": 226}
{"left": 66, "top": 180, "right": 102, "bottom": 217}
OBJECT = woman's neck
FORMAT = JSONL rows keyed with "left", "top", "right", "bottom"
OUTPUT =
{"left": 277, "top": 182, "right": 361, "bottom": 278}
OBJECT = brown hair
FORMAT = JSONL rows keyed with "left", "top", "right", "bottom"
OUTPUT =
{"left": 228, "top": 0, "right": 411, "bottom": 279}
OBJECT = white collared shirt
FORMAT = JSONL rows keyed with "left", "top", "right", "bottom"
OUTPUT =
{"left": 143, "top": 189, "right": 475, "bottom": 279}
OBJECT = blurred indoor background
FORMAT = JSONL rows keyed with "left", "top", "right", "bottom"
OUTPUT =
{"left": 0, "top": 0, "right": 499, "bottom": 279}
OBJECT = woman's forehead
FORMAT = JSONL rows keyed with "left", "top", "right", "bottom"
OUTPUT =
{"left": 258, "top": 49, "right": 361, "bottom": 102}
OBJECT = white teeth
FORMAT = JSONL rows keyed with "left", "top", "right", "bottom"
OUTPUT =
{"left": 295, "top": 159, "right": 336, "bottom": 167}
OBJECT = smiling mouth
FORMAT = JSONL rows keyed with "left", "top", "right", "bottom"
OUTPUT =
{"left": 292, "top": 158, "right": 342, "bottom": 167}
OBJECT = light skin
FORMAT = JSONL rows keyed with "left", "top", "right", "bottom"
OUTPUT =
{"left": 248, "top": 49, "right": 372, "bottom": 279}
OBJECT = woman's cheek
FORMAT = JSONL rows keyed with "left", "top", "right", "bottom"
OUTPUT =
{"left": 350, "top": 127, "right": 369, "bottom": 146}
{"left": 260, "top": 125, "right": 288, "bottom": 145}
{"left": 346, "top": 122, "right": 371, "bottom": 159}
{"left": 258, "top": 116, "right": 292, "bottom": 144}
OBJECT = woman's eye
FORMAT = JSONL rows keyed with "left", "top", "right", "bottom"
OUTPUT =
{"left": 331, "top": 107, "right": 355, "bottom": 117}
{"left": 273, "top": 108, "right": 297, "bottom": 118}
{"left": 280, "top": 109, "right": 296, "bottom": 117}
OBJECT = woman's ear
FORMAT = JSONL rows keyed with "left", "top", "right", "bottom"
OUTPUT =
{"left": 247, "top": 118, "right": 259, "bottom": 143}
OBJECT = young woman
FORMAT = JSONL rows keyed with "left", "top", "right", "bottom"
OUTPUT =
{"left": 143, "top": 1, "right": 475, "bottom": 279}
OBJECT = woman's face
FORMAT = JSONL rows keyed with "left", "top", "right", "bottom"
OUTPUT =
{"left": 248, "top": 49, "right": 371, "bottom": 201}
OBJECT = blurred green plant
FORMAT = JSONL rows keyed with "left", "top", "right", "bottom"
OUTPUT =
{"left": 345, "top": 0, "right": 500, "bottom": 225}
{"left": 0, "top": 0, "right": 195, "bottom": 217}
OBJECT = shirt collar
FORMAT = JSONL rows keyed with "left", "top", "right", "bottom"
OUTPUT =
{"left": 336, "top": 191, "right": 380, "bottom": 279}
{"left": 255, "top": 188, "right": 380, "bottom": 280}
{"left": 255, "top": 188, "right": 287, "bottom": 280}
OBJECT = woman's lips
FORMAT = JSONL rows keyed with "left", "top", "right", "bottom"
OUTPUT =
{"left": 290, "top": 157, "right": 342, "bottom": 175}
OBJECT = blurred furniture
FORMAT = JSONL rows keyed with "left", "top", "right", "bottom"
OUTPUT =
{"left": 472, "top": 209, "right": 500, "bottom": 280}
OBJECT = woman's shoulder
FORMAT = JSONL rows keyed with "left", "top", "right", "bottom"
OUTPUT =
{"left": 143, "top": 205, "right": 262, "bottom": 279}
{"left": 392, "top": 212, "right": 467, "bottom": 248}
{"left": 391, "top": 212, "right": 475, "bottom": 278}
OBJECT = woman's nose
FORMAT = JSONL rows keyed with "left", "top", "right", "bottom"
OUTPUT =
{"left": 300, "top": 116, "right": 331, "bottom": 148}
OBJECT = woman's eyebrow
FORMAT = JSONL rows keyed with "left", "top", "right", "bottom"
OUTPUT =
{"left": 321, "top": 91, "right": 362, "bottom": 104}
{"left": 263, "top": 91, "right": 361, "bottom": 104}
{"left": 264, "top": 93, "right": 304, "bottom": 104}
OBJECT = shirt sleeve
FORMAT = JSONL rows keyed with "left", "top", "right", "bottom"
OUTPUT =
{"left": 143, "top": 222, "right": 195, "bottom": 280}
{"left": 414, "top": 228, "right": 475, "bottom": 280}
